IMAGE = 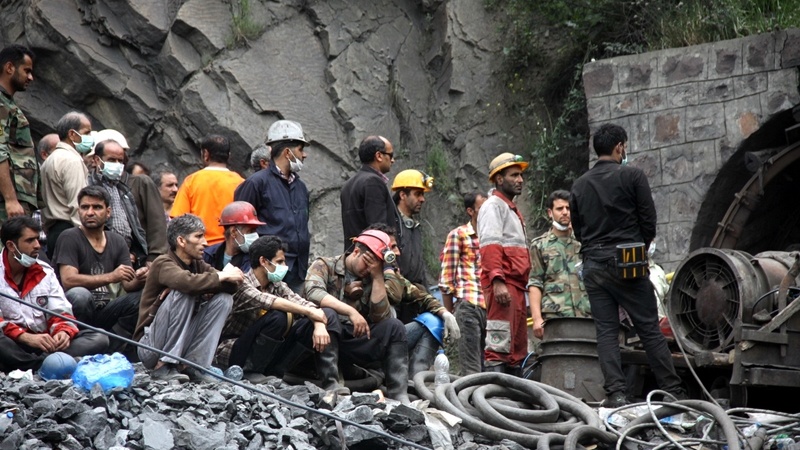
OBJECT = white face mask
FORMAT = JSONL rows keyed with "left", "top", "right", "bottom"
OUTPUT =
{"left": 101, "top": 161, "right": 125, "bottom": 181}
{"left": 288, "top": 148, "right": 304, "bottom": 173}
{"left": 12, "top": 246, "right": 37, "bottom": 268}
{"left": 552, "top": 220, "right": 569, "bottom": 231}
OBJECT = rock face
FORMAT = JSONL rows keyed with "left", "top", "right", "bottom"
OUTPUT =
{"left": 2, "top": 0, "right": 520, "bottom": 265}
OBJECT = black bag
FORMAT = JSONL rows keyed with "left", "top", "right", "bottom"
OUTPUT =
{"left": 615, "top": 243, "right": 649, "bottom": 279}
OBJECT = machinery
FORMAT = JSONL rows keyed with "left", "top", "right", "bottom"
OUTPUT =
{"left": 667, "top": 247, "right": 800, "bottom": 406}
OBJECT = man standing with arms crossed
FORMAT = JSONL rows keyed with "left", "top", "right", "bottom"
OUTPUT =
{"left": 528, "top": 190, "right": 591, "bottom": 339}
{"left": 477, "top": 153, "right": 531, "bottom": 375}
{"left": 570, "top": 123, "right": 686, "bottom": 407}
{"left": 0, "top": 45, "right": 37, "bottom": 223}
{"left": 439, "top": 192, "right": 486, "bottom": 375}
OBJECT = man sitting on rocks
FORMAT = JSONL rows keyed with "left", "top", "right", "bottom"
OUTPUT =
{"left": 0, "top": 216, "right": 108, "bottom": 372}
{"left": 305, "top": 229, "right": 410, "bottom": 403}
{"left": 134, "top": 214, "right": 243, "bottom": 383}
{"left": 203, "top": 201, "right": 263, "bottom": 272}
{"left": 215, "top": 235, "right": 346, "bottom": 399}
{"left": 53, "top": 186, "right": 146, "bottom": 354}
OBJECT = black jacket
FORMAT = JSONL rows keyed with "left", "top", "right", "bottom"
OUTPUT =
{"left": 570, "top": 160, "right": 656, "bottom": 260}
{"left": 340, "top": 165, "right": 398, "bottom": 252}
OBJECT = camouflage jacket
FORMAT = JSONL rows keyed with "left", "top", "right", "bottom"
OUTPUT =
{"left": 304, "top": 255, "right": 396, "bottom": 324}
{"left": 528, "top": 230, "right": 590, "bottom": 318}
{"left": 0, "top": 86, "right": 37, "bottom": 209}
{"left": 385, "top": 270, "right": 445, "bottom": 324}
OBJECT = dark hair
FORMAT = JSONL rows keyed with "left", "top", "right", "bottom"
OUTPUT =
{"left": 546, "top": 190, "right": 570, "bottom": 210}
{"left": 592, "top": 124, "right": 627, "bottom": 157}
{"left": 151, "top": 167, "right": 177, "bottom": 187}
{"left": 126, "top": 161, "right": 150, "bottom": 175}
{"left": 200, "top": 134, "right": 230, "bottom": 163}
{"left": 270, "top": 140, "right": 301, "bottom": 160}
{"left": 249, "top": 235, "right": 287, "bottom": 267}
{"left": 77, "top": 185, "right": 110, "bottom": 207}
{"left": 167, "top": 214, "right": 205, "bottom": 250}
{"left": 93, "top": 139, "right": 122, "bottom": 159}
{"left": 55, "top": 111, "right": 89, "bottom": 140}
{"left": 463, "top": 191, "right": 485, "bottom": 210}
{"left": 366, "top": 222, "right": 395, "bottom": 237}
{"left": 358, "top": 136, "right": 385, "bottom": 164}
{"left": 0, "top": 45, "right": 35, "bottom": 69}
{"left": 392, "top": 188, "right": 412, "bottom": 206}
{"left": 354, "top": 242, "right": 374, "bottom": 257}
{"left": 1, "top": 216, "right": 41, "bottom": 245}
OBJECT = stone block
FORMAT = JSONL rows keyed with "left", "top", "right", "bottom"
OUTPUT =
{"left": 172, "top": 0, "right": 232, "bottom": 58}
{"left": 649, "top": 109, "right": 685, "bottom": 147}
{"left": 609, "top": 92, "right": 638, "bottom": 118}
{"left": 617, "top": 56, "right": 658, "bottom": 92}
{"left": 651, "top": 187, "right": 669, "bottom": 225}
{"left": 667, "top": 220, "right": 694, "bottom": 263}
{"left": 659, "top": 51, "right": 707, "bottom": 86}
{"left": 763, "top": 68, "right": 800, "bottom": 115}
{"left": 629, "top": 149, "right": 661, "bottom": 187}
{"left": 583, "top": 63, "right": 616, "bottom": 98}
{"left": 733, "top": 73, "right": 767, "bottom": 98}
{"left": 742, "top": 33, "right": 776, "bottom": 73}
{"left": 661, "top": 144, "right": 694, "bottom": 185}
{"left": 723, "top": 94, "right": 763, "bottom": 143}
{"left": 697, "top": 79, "right": 733, "bottom": 104}
{"left": 708, "top": 38, "right": 743, "bottom": 79}
{"left": 778, "top": 28, "right": 800, "bottom": 68}
{"left": 691, "top": 140, "right": 718, "bottom": 177}
{"left": 586, "top": 96, "right": 610, "bottom": 122}
{"left": 630, "top": 114, "right": 651, "bottom": 152}
{"left": 716, "top": 137, "right": 738, "bottom": 168}
{"left": 639, "top": 84, "right": 698, "bottom": 113}
{"left": 685, "top": 104, "right": 725, "bottom": 142}
{"left": 761, "top": 90, "right": 799, "bottom": 117}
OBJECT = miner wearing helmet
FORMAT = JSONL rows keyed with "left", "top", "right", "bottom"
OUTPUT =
{"left": 477, "top": 152, "right": 531, "bottom": 375}
{"left": 305, "top": 229, "right": 411, "bottom": 403}
{"left": 203, "top": 201, "right": 265, "bottom": 272}
{"left": 340, "top": 136, "right": 397, "bottom": 253}
{"left": 391, "top": 169, "right": 433, "bottom": 291}
{"left": 235, "top": 120, "right": 310, "bottom": 294}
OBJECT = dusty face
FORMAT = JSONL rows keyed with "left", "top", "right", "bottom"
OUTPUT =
{"left": 178, "top": 230, "right": 207, "bottom": 260}
{"left": 159, "top": 173, "right": 179, "bottom": 204}
{"left": 401, "top": 188, "right": 426, "bottom": 215}
{"left": 496, "top": 166, "right": 524, "bottom": 198}
{"left": 78, "top": 195, "right": 110, "bottom": 230}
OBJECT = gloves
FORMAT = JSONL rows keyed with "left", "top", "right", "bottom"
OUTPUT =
{"left": 441, "top": 311, "right": 461, "bottom": 340}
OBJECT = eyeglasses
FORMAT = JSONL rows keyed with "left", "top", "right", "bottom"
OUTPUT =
{"left": 379, "top": 151, "right": 395, "bottom": 161}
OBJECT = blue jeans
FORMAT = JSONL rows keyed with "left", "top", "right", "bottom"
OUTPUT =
{"left": 583, "top": 258, "right": 683, "bottom": 397}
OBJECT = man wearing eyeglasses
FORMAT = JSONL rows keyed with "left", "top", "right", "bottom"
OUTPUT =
{"left": 391, "top": 169, "right": 433, "bottom": 292}
{"left": 477, "top": 153, "right": 531, "bottom": 376}
{"left": 340, "top": 136, "right": 397, "bottom": 253}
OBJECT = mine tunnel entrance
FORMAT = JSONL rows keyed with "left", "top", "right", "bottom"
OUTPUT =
{"left": 691, "top": 106, "right": 800, "bottom": 253}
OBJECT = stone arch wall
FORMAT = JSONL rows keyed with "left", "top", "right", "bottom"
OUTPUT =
{"left": 582, "top": 30, "right": 800, "bottom": 270}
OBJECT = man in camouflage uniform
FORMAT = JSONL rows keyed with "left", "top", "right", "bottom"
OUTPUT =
{"left": 528, "top": 190, "right": 590, "bottom": 339}
{"left": 0, "top": 45, "right": 37, "bottom": 223}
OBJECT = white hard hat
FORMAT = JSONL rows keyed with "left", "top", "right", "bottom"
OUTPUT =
{"left": 266, "top": 120, "right": 308, "bottom": 145}
{"left": 91, "top": 129, "right": 130, "bottom": 155}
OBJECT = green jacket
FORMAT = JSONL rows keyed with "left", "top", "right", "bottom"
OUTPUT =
{"left": 528, "top": 230, "right": 590, "bottom": 318}
{"left": 0, "top": 86, "right": 37, "bottom": 211}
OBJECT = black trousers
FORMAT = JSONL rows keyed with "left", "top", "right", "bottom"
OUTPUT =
{"left": 228, "top": 307, "right": 341, "bottom": 368}
{"left": 583, "top": 258, "right": 683, "bottom": 396}
{"left": 0, "top": 330, "right": 109, "bottom": 372}
{"left": 340, "top": 317, "right": 406, "bottom": 368}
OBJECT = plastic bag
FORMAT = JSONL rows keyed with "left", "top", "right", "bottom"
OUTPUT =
{"left": 71, "top": 353, "right": 134, "bottom": 393}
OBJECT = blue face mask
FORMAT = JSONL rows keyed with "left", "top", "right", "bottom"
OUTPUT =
{"left": 620, "top": 150, "right": 628, "bottom": 166}
{"left": 264, "top": 261, "right": 288, "bottom": 283}
{"left": 101, "top": 161, "right": 125, "bottom": 181}
{"left": 73, "top": 131, "right": 94, "bottom": 154}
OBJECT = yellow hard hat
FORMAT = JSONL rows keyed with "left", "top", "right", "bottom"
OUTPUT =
{"left": 391, "top": 169, "right": 434, "bottom": 192}
{"left": 488, "top": 153, "right": 529, "bottom": 181}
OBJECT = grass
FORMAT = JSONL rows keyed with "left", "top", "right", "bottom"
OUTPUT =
{"left": 228, "top": 0, "right": 265, "bottom": 48}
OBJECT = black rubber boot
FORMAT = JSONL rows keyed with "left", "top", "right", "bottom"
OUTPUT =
{"left": 409, "top": 331, "right": 439, "bottom": 378}
{"left": 243, "top": 334, "right": 283, "bottom": 375}
{"left": 269, "top": 342, "right": 312, "bottom": 378}
{"left": 316, "top": 336, "right": 349, "bottom": 393}
{"left": 483, "top": 363, "right": 507, "bottom": 373}
{"left": 383, "top": 342, "right": 411, "bottom": 404}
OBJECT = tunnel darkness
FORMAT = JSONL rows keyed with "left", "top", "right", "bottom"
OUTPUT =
{"left": 691, "top": 107, "right": 800, "bottom": 254}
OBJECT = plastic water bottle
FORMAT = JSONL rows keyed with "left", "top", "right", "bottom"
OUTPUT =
{"left": 0, "top": 411, "right": 14, "bottom": 434}
{"left": 224, "top": 365, "right": 243, "bottom": 381}
{"left": 742, "top": 423, "right": 761, "bottom": 437}
{"left": 434, "top": 349, "right": 450, "bottom": 387}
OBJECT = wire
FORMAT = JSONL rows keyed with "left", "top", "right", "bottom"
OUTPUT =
{"left": 0, "top": 290, "right": 431, "bottom": 450}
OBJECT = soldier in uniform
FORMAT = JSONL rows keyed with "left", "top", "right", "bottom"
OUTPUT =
{"left": 528, "top": 190, "right": 590, "bottom": 339}
{"left": 0, "top": 45, "right": 37, "bottom": 223}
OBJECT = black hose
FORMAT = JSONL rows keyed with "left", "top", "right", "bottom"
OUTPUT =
{"left": 564, "top": 425, "right": 618, "bottom": 450}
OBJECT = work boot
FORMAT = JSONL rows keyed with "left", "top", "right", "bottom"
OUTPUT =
{"left": 409, "top": 331, "right": 439, "bottom": 377}
{"left": 243, "top": 334, "right": 284, "bottom": 378}
{"left": 269, "top": 342, "right": 312, "bottom": 379}
{"left": 483, "top": 362, "right": 507, "bottom": 373}
{"left": 383, "top": 342, "right": 411, "bottom": 404}
{"left": 316, "top": 336, "right": 350, "bottom": 408}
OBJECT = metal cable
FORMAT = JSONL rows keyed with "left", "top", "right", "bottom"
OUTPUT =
{"left": 0, "top": 290, "right": 431, "bottom": 450}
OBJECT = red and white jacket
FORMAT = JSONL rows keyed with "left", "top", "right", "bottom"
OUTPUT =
{"left": 0, "top": 249, "right": 78, "bottom": 340}
{"left": 476, "top": 191, "right": 531, "bottom": 290}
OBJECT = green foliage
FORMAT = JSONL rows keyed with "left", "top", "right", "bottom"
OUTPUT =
{"left": 422, "top": 229, "right": 441, "bottom": 282}
{"left": 228, "top": 0, "right": 265, "bottom": 48}
{"left": 426, "top": 141, "right": 456, "bottom": 194}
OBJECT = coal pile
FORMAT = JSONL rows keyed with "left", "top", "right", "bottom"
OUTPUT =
{"left": 0, "top": 365, "right": 522, "bottom": 450}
